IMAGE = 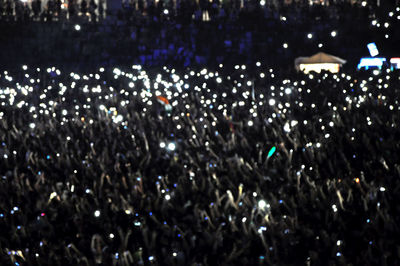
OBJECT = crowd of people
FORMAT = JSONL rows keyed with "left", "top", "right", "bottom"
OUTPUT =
{"left": 1, "top": 0, "right": 399, "bottom": 73}
{"left": 1, "top": 63, "right": 400, "bottom": 265}
{"left": 0, "top": 1, "right": 367, "bottom": 24}
{"left": 0, "top": 0, "right": 103, "bottom": 22}
{"left": 1, "top": 0, "right": 400, "bottom": 265}
{"left": 0, "top": 0, "right": 388, "bottom": 24}
{"left": 2, "top": 0, "right": 399, "bottom": 72}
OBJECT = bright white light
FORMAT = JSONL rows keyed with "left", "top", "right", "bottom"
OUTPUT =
{"left": 269, "top": 99, "right": 276, "bottom": 106}
{"left": 258, "top": 200, "right": 267, "bottom": 209}
{"left": 318, "top": 43, "right": 323, "bottom": 48}
{"left": 380, "top": 187, "right": 386, "bottom": 192}
{"left": 113, "top": 68, "right": 121, "bottom": 75}
{"left": 248, "top": 120, "right": 253, "bottom": 126}
{"left": 285, "top": 88, "right": 291, "bottom": 94}
{"left": 49, "top": 192, "right": 57, "bottom": 201}
{"left": 165, "top": 194, "right": 171, "bottom": 200}
{"left": 113, "top": 115, "right": 123, "bottom": 123}
{"left": 29, "top": 123, "right": 35, "bottom": 129}
{"left": 160, "top": 142, "right": 166, "bottom": 148}
{"left": 167, "top": 142, "right": 176, "bottom": 151}
{"left": 283, "top": 43, "right": 288, "bottom": 49}
{"left": 331, "top": 31, "right": 337, "bottom": 37}
{"left": 307, "top": 33, "right": 313, "bottom": 39}
{"left": 283, "top": 123, "right": 290, "bottom": 133}
{"left": 94, "top": 210, "right": 100, "bottom": 217}
{"left": 260, "top": 0, "right": 265, "bottom": 6}
{"left": 75, "top": 24, "right": 81, "bottom": 31}
{"left": 163, "top": 9, "right": 169, "bottom": 15}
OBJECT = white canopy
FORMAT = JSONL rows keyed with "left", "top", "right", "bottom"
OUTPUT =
{"left": 295, "top": 52, "right": 347, "bottom": 73}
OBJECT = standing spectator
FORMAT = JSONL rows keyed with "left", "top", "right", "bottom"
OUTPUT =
{"left": 68, "top": 0, "right": 76, "bottom": 18}
{"left": 81, "top": 0, "right": 88, "bottom": 15}
{"left": 89, "top": 0, "right": 97, "bottom": 21}
{"left": 5, "top": 0, "right": 13, "bottom": 21}
{"left": 32, "top": 0, "right": 41, "bottom": 20}
{"left": 0, "top": 0, "right": 5, "bottom": 20}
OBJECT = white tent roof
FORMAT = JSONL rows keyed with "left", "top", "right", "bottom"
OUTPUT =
{"left": 295, "top": 52, "right": 347, "bottom": 70}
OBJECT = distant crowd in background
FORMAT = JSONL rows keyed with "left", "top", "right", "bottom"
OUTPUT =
{"left": 0, "top": 0, "right": 104, "bottom": 22}
{"left": 0, "top": 0, "right": 383, "bottom": 23}
{"left": 1, "top": 0, "right": 399, "bottom": 71}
